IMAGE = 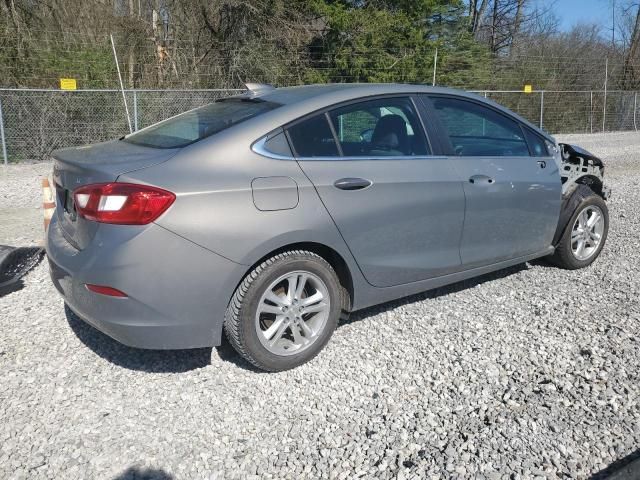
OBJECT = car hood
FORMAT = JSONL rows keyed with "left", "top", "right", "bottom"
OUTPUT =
{"left": 558, "top": 143, "right": 603, "bottom": 167}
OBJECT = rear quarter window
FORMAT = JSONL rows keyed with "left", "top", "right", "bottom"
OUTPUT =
{"left": 262, "top": 131, "right": 293, "bottom": 157}
{"left": 124, "top": 98, "right": 280, "bottom": 149}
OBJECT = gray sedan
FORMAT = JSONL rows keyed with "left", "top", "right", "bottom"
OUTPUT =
{"left": 47, "top": 84, "right": 609, "bottom": 371}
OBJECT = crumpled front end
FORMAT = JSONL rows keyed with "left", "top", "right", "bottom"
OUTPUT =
{"left": 558, "top": 143, "right": 611, "bottom": 200}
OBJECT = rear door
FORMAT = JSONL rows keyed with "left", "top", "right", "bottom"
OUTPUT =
{"left": 288, "top": 96, "right": 465, "bottom": 287}
{"left": 424, "top": 95, "right": 561, "bottom": 268}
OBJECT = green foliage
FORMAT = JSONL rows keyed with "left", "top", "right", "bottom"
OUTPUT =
{"left": 40, "top": 47, "right": 114, "bottom": 89}
{"left": 0, "top": 0, "right": 494, "bottom": 89}
{"left": 306, "top": 2, "right": 432, "bottom": 83}
{"left": 437, "top": 29, "right": 493, "bottom": 88}
{"left": 303, "top": 0, "right": 491, "bottom": 87}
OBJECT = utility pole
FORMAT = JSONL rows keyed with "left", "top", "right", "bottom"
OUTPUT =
{"left": 110, "top": 34, "right": 133, "bottom": 134}
{"left": 603, "top": 57, "right": 608, "bottom": 132}
{"left": 432, "top": 48, "right": 438, "bottom": 86}
{"left": 612, "top": 0, "right": 616, "bottom": 48}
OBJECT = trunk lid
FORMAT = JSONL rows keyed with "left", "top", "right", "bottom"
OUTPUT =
{"left": 51, "top": 139, "right": 179, "bottom": 250}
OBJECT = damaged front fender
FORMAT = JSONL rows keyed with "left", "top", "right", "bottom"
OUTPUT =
{"left": 549, "top": 142, "right": 610, "bottom": 246}
{"left": 558, "top": 143, "right": 610, "bottom": 199}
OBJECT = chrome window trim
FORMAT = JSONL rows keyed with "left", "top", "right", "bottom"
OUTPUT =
{"left": 296, "top": 155, "right": 450, "bottom": 161}
{"left": 251, "top": 135, "right": 296, "bottom": 160}
{"left": 251, "top": 135, "right": 448, "bottom": 161}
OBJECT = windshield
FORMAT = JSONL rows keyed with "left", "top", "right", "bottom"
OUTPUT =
{"left": 124, "top": 97, "right": 280, "bottom": 149}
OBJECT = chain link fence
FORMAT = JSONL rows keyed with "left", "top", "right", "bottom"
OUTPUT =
{"left": 476, "top": 90, "right": 640, "bottom": 134}
{"left": 0, "top": 88, "right": 242, "bottom": 163}
{"left": 1, "top": 87, "right": 639, "bottom": 163}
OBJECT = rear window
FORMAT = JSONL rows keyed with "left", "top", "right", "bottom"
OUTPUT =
{"left": 124, "top": 97, "right": 280, "bottom": 149}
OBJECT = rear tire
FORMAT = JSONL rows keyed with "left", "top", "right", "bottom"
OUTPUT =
{"left": 550, "top": 192, "right": 609, "bottom": 269}
{"left": 224, "top": 250, "right": 343, "bottom": 372}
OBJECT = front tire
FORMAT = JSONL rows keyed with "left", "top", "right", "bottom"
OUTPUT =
{"left": 224, "top": 250, "right": 343, "bottom": 372}
{"left": 550, "top": 192, "right": 609, "bottom": 269}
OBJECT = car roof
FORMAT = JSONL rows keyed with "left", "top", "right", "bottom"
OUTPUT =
{"left": 257, "top": 83, "right": 468, "bottom": 105}
{"left": 246, "top": 83, "right": 553, "bottom": 142}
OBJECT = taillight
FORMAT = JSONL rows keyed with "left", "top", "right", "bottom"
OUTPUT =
{"left": 73, "top": 183, "right": 175, "bottom": 225}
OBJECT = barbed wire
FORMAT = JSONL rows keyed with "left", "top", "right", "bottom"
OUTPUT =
{"left": 1, "top": 37, "right": 639, "bottom": 163}
{"left": 0, "top": 87, "right": 638, "bottom": 164}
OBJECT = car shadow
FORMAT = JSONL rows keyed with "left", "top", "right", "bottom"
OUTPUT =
{"left": 528, "top": 257, "right": 557, "bottom": 269}
{"left": 588, "top": 448, "right": 640, "bottom": 479}
{"left": 213, "top": 336, "right": 266, "bottom": 373}
{"left": 66, "top": 263, "right": 531, "bottom": 373}
{"left": 340, "top": 262, "right": 529, "bottom": 327}
{"left": 65, "top": 305, "right": 213, "bottom": 373}
{"left": 112, "top": 466, "right": 174, "bottom": 480}
{"left": 0, "top": 279, "right": 25, "bottom": 297}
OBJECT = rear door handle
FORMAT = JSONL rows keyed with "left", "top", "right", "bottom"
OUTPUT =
{"left": 468, "top": 174, "right": 495, "bottom": 185}
{"left": 537, "top": 160, "right": 547, "bottom": 168}
{"left": 334, "top": 178, "right": 372, "bottom": 191}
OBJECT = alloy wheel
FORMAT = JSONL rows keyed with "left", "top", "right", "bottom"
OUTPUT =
{"left": 255, "top": 271, "right": 330, "bottom": 356}
{"left": 571, "top": 205, "right": 605, "bottom": 261}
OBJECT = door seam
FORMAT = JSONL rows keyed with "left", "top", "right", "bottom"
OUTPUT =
{"left": 293, "top": 159, "right": 378, "bottom": 288}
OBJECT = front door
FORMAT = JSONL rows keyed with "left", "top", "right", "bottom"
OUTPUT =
{"left": 426, "top": 95, "right": 562, "bottom": 268}
{"left": 287, "top": 96, "right": 466, "bottom": 287}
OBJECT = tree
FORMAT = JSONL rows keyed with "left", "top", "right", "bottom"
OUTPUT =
{"left": 620, "top": 2, "right": 640, "bottom": 88}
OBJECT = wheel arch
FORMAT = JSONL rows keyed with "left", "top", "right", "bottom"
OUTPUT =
{"left": 234, "top": 242, "right": 355, "bottom": 312}
{"left": 552, "top": 184, "right": 602, "bottom": 246}
{"left": 565, "top": 174, "right": 605, "bottom": 199}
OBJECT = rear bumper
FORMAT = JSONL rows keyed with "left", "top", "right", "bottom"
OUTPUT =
{"left": 46, "top": 215, "right": 245, "bottom": 349}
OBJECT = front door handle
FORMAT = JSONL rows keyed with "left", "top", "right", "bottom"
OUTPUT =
{"left": 334, "top": 178, "right": 372, "bottom": 191}
{"left": 537, "top": 160, "right": 547, "bottom": 168}
{"left": 468, "top": 174, "right": 495, "bottom": 185}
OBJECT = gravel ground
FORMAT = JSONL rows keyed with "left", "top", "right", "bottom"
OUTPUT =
{"left": 0, "top": 132, "right": 639, "bottom": 479}
{"left": 0, "top": 162, "right": 51, "bottom": 246}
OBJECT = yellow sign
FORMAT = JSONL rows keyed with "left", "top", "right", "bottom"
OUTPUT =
{"left": 60, "top": 78, "right": 77, "bottom": 91}
{"left": 524, "top": 84, "right": 533, "bottom": 94}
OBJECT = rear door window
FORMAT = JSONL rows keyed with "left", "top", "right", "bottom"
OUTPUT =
{"left": 287, "top": 114, "right": 339, "bottom": 157}
{"left": 124, "top": 97, "right": 280, "bottom": 149}
{"left": 328, "top": 97, "right": 429, "bottom": 156}
{"left": 428, "top": 96, "right": 530, "bottom": 157}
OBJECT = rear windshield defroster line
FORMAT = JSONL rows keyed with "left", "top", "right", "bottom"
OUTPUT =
{"left": 123, "top": 97, "right": 281, "bottom": 149}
